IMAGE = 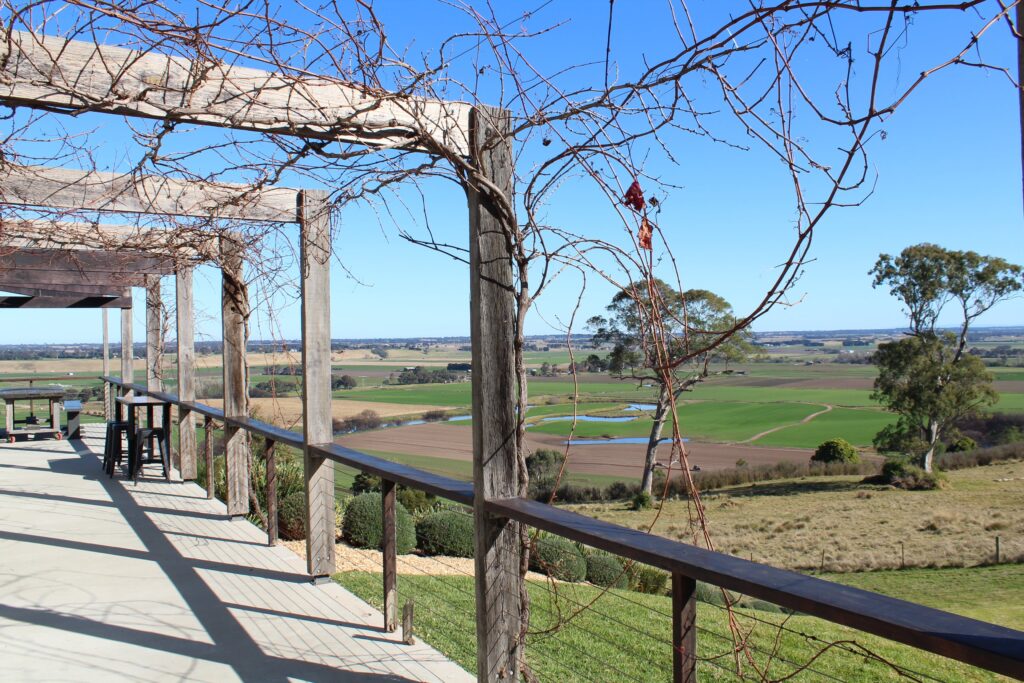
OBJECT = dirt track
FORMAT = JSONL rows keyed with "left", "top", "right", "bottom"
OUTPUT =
{"left": 337, "top": 422, "right": 818, "bottom": 479}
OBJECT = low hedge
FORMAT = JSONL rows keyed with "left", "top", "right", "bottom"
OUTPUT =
{"left": 585, "top": 553, "right": 627, "bottom": 588}
{"left": 342, "top": 492, "right": 416, "bottom": 554}
{"left": 529, "top": 536, "right": 587, "bottom": 582}
{"left": 416, "top": 510, "right": 475, "bottom": 558}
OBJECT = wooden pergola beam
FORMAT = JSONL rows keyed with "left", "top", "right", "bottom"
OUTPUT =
{"left": 0, "top": 164, "right": 299, "bottom": 223}
{"left": 1, "top": 248, "right": 177, "bottom": 275}
{"left": 0, "top": 29, "right": 471, "bottom": 156}
{"left": 0, "top": 219, "right": 213, "bottom": 259}
{"left": 0, "top": 284, "right": 128, "bottom": 297}
{"left": 0, "top": 294, "right": 131, "bottom": 308}
{"left": 0, "top": 269, "right": 148, "bottom": 289}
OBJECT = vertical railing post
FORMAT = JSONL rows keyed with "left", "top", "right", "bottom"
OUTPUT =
{"left": 102, "top": 309, "right": 110, "bottom": 421}
{"left": 221, "top": 234, "right": 250, "bottom": 517}
{"left": 672, "top": 572, "right": 698, "bottom": 683}
{"left": 382, "top": 478, "right": 397, "bottom": 632}
{"left": 176, "top": 266, "right": 197, "bottom": 480}
{"left": 468, "top": 104, "right": 522, "bottom": 682}
{"left": 145, "top": 275, "right": 162, "bottom": 391}
{"left": 299, "top": 189, "right": 335, "bottom": 581}
{"left": 204, "top": 415, "right": 214, "bottom": 500}
{"left": 120, "top": 292, "right": 134, "bottom": 390}
{"left": 266, "top": 439, "right": 278, "bottom": 546}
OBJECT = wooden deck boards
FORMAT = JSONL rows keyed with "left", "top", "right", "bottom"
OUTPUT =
{"left": 0, "top": 426, "right": 472, "bottom": 682}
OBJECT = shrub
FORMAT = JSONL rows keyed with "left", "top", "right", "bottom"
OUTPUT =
{"left": 529, "top": 536, "right": 587, "bottom": 582}
{"left": 881, "top": 457, "right": 942, "bottom": 490}
{"left": 398, "top": 488, "right": 436, "bottom": 515}
{"left": 416, "top": 511, "right": 474, "bottom": 557}
{"left": 342, "top": 493, "right": 416, "bottom": 554}
{"left": 527, "top": 449, "right": 565, "bottom": 481}
{"left": 811, "top": 438, "right": 860, "bottom": 464}
{"left": 352, "top": 471, "right": 382, "bottom": 494}
{"left": 279, "top": 491, "right": 307, "bottom": 540}
{"left": 604, "top": 481, "right": 638, "bottom": 500}
{"left": 632, "top": 491, "right": 653, "bottom": 510}
{"left": 946, "top": 435, "right": 977, "bottom": 453}
{"left": 421, "top": 410, "right": 450, "bottom": 422}
{"left": 627, "top": 563, "right": 669, "bottom": 595}
{"left": 585, "top": 553, "right": 627, "bottom": 588}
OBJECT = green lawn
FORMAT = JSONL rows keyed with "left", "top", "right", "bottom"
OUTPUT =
{"left": 529, "top": 401, "right": 823, "bottom": 442}
{"left": 336, "top": 570, "right": 1008, "bottom": 682}
{"left": 751, "top": 407, "right": 894, "bottom": 448}
{"left": 824, "top": 565, "right": 1024, "bottom": 630}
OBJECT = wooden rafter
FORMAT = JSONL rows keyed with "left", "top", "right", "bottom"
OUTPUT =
{"left": 0, "top": 29, "right": 471, "bottom": 156}
{"left": 0, "top": 293, "right": 131, "bottom": 309}
{"left": 3, "top": 248, "right": 177, "bottom": 275}
{"left": 0, "top": 164, "right": 299, "bottom": 222}
{"left": 0, "top": 268, "right": 148, "bottom": 289}
{"left": 0, "top": 219, "right": 214, "bottom": 259}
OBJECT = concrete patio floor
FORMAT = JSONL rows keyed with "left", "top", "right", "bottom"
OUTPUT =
{"left": 0, "top": 425, "right": 473, "bottom": 682}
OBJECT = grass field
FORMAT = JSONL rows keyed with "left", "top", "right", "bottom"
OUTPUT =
{"left": 751, "top": 406, "right": 894, "bottom": 448}
{"left": 567, "top": 460, "right": 1024, "bottom": 573}
{"left": 336, "top": 570, "right": 1010, "bottom": 682}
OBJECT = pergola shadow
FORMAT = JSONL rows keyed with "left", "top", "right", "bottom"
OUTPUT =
{"left": 0, "top": 433, "right": 439, "bottom": 682}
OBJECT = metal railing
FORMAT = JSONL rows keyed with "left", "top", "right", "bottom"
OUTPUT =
{"left": 100, "top": 376, "right": 1024, "bottom": 681}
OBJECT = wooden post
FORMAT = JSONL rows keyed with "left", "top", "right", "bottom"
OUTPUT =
{"left": 102, "top": 309, "right": 110, "bottom": 421}
{"left": 221, "top": 235, "right": 250, "bottom": 517}
{"left": 468, "top": 105, "right": 521, "bottom": 682}
{"left": 382, "top": 478, "right": 398, "bottom": 632}
{"left": 266, "top": 439, "right": 278, "bottom": 546}
{"left": 204, "top": 415, "right": 214, "bottom": 500}
{"left": 145, "top": 275, "right": 162, "bottom": 391}
{"left": 299, "top": 189, "right": 335, "bottom": 580}
{"left": 176, "top": 266, "right": 197, "bottom": 479}
{"left": 672, "top": 573, "right": 698, "bottom": 683}
{"left": 120, "top": 296, "right": 133, "bottom": 389}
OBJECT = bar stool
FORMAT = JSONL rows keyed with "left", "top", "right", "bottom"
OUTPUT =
{"left": 103, "top": 420, "right": 130, "bottom": 476}
{"left": 132, "top": 426, "right": 169, "bottom": 480}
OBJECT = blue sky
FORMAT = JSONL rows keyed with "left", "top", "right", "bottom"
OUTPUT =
{"left": 2, "top": 2, "right": 1022, "bottom": 344}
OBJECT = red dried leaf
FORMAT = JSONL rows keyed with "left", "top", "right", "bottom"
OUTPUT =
{"left": 623, "top": 179, "right": 645, "bottom": 212}
{"left": 638, "top": 217, "right": 653, "bottom": 250}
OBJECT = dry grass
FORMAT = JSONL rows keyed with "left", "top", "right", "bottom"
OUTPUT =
{"left": 567, "top": 460, "right": 1024, "bottom": 573}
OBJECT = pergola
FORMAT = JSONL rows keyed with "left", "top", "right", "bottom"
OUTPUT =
{"left": 0, "top": 28, "right": 521, "bottom": 681}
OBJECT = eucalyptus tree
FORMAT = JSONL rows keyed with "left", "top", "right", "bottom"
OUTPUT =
{"left": 870, "top": 244, "right": 1022, "bottom": 472}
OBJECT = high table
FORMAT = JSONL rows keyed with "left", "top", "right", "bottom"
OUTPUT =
{"left": 115, "top": 394, "right": 172, "bottom": 482}
{"left": 0, "top": 386, "right": 65, "bottom": 443}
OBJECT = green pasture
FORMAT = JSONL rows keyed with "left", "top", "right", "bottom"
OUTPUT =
{"left": 751, "top": 407, "right": 894, "bottom": 448}
{"left": 337, "top": 570, "right": 1006, "bottom": 682}
{"left": 528, "top": 401, "right": 824, "bottom": 443}
{"left": 824, "top": 565, "right": 1024, "bottom": 630}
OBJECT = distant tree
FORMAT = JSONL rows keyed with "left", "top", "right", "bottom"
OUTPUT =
{"left": 370, "top": 346, "right": 389, "bottom": 360}
{"left": 539, "top": 362, "right": 553, "bottom": 377}
{"left": 870, "top": 245, "right": 1022, "bottom": 472}
{"left": 332, "top": 374, "right": 357, "bottom": 390}
{"left": 589, "top": 279, "right": 751, "bottom": 495}
{"left": 811, "top": 438, "right": 860, "bottom": 464}
{"left": 583, "top": 353, "right": 609, "bottom": 373}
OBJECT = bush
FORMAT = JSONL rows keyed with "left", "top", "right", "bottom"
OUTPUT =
{"left": 934, "top": 441, "right": 1024, "bottom": 470}
{"left": 421, "top": 410, "right": 450, "bottom": 422}
{"left": 279, "top": 491, "right": 307, "bottom": 540}
{"left": 627, "top": 563, "right": 669, "bottom": 595}
{"left": 632, "top": 491, "right": 653, "bottom": 510}
{"left": 398, "top": 488, "right": 435, "bottom": 515}
{"left": 352, "top": 471, "right": 382, "bottom": 494}
{"left": 811, "top": 438, "right": 860, "bottom": 464}
{"left": 527, "top": 449, "right": 565, "bottom": 481}
{"left": 881, "top": 457, "right": 942, "bottom": 490}
{"left": 585, "top": 553, "right": 627, "bottom": 588}
{"left": 530, "top": 536, "right": 587, "bottom": 582}
{"left": 604, "top": 481, "right": 638, "bottom": 500}
{"left": 946, "top": 435, "right": 977, "bottom": 453}
{"left": 416, "top": 511, "right": 474, "bottom": 557}
{"left": 342, "top": 493, "right": 416, "bottom": 554}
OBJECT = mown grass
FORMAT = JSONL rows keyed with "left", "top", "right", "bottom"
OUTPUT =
{"left": 336, "top": 571, "right": 1009, "bottom": 682}
{"left": 751, "top": 407, "right": 894, "bottom": 448}
{"left": 568, "top": 461, "right": 1024, "bottom": 573}
{"left": 528, "top": 401, "right": 823, "bottom": 442}
{"left": 824, "top": 565, "right": 1024, "bottom": 630}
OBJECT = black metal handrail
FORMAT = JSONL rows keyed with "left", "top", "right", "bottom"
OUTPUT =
{"left": 100, "top": 375, "right": 1024, "bottom": 680}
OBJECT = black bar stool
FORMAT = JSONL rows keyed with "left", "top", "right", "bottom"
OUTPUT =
{"left": 103, "top": 420, "right": 130, "bottom": 476}
{"left": 131, "top": 426, "right": 169, "bottom": 481}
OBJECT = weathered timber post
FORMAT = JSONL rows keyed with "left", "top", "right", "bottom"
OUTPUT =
{"left": 120, "top": 295, "right": 133, "bottom": 390}
{"left": 672, "top": 573, "right": 698, "bottom": 683}
{"left": 102, "top": 308, "right": 110, "bottom": 421}
{"left": 145, "top": 275, "right": 162, "bottom": 391}
{"left": 382, "top": 478, "right": 398, "bottom": 632}
{"left": 468, "top": 104, "right": 522, "bottom": 682}
{"left": 176, "top": 266, "right": 197, "bottom": 479}
{"left": 299, "top": 189, "right": 335, "bottom": 581}
{"left": 221, "top": 235, "right": 250, "bottom": 517}
{"left": 204, "top": 415, "right": 214, "bottom": 500}
{"left": 265, "top": 438, "right": 278, "bottom": 546}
